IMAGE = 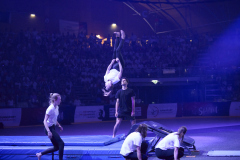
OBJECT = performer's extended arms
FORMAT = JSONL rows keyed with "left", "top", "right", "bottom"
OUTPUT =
{"left": 105, "top": 59, "right": 115, "bottom": 75}
{"left": 102, "top": 89, "right": 112, "bottom": 96}
{"left": 116, "top": 58, "right": 123, "bottom": 79}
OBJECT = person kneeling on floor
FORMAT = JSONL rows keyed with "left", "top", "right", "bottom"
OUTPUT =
{"left": 120, "top": 124, "right": 148, "bottom": 160}
{"left": 155, "top": 126, "right": 187, "bottom": 160}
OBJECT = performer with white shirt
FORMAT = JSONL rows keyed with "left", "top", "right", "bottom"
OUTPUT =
{"left": 120, "top": 124, "right": 148, "bottom": 160}
{"left": 36, "top": 93, "right": 64, "bottom": 160}
{"left": 155, "top": 126, "right": 187, "bottom": 160}
{"left": 102, "top": 30, "right": 125, "bottom": 96}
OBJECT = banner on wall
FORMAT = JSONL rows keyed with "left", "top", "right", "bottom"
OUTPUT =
{"left": 163, "top": 68, "right": 175, "bottom": 74}
{"left": 59, "top": 19, "right": 79, "bottom": 36}
{"left": 0, "top": 108, "right": 21, "bottom": 126}
{"left": 74, "top": 106, "right": 105, "bottom": 123}
{"left": 229, "top": 102, "right": 240, "bottom": 116}
{"left": 147, "top": 103, "right": 177, "bottom": 119}
{"left": 179, "top": 102, "right": 231, "bottom": 116}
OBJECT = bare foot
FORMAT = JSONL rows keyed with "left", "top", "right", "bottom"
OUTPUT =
{"left": 114, "top": 32, "right": 120, "bottom": 37}
{"left": 120, "top": 30, "right": 125, "bottom": 39}
{"left": 36, "top": 152, "right": 42, "bottom": 160}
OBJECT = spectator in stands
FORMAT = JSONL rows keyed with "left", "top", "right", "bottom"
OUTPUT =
{"left": 7, "top": 96, "right": 14, "bottom": 107}
{"left": 0, "top": 28, "right": 239, "bottom": 106}
{"left": 73, "top": 96, "right": 81, "bottom": 106}
{"left": 130, "top": 32, "right": 137, "bottom": 46}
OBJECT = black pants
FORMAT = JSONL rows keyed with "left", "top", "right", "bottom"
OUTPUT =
{"left": 41, "top": 125, "right": 65, "bottom": 160}
{"left": 112, "top": 37, "right": 125, "bottom": 70}
{"left": 123, "top": 140, "right": 148, "bottom": 160}
{"left": 155, "top": 147, "right": 184, "bottom": 160}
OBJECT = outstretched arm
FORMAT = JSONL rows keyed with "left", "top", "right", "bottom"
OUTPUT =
{"left": 116, "top": 58, "right": 123, "bottom": 79}
{"left": 105, "top": 59, "right": 115, "bottom": 75}
{"left": 102, "top": 89, "right": 112, "bottom": 96}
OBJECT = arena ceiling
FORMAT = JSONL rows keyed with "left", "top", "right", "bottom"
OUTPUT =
{"left": 115, "top": 0, "right": 240, "bottom": 35}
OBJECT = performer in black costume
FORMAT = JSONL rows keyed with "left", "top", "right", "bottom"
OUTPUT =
{"left": 112, "top": 77, "right": 136, "bottom": 137}
{"left": 102, "top": 30, "right": 125, "bottom": 96}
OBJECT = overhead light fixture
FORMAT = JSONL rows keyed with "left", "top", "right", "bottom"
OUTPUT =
{"left": 30, "top": 14, "right": 36, "bottom": 18}
{"left": 111, "top": 23, "right": 117, "bottom": 29}
{"left": 151, "top": 80, "right": 158, "bottom": 84}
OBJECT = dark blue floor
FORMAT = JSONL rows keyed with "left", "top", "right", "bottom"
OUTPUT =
{"left": 0, "top": 117, "right": 240, "bottom": 160}
{"left": 0, "top": 134, "right": 125, "bottom": 146}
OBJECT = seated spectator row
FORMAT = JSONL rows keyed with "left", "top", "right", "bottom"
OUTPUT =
{"left": 0, "top": 29, "right": 239, "bottom": 107}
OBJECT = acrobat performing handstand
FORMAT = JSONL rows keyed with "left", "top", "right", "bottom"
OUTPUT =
{"left": 102, "top": 30, "right": 125, "bottom": 96}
